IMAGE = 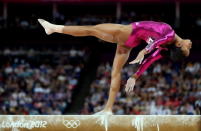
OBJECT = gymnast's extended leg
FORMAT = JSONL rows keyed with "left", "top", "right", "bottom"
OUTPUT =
{"left": 38, "top": 19, "right": 132, "bottom": 44}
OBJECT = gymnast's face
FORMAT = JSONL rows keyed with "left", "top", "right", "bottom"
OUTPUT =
{"left": 176, "top": 39, "right": 192, "bottom": 56}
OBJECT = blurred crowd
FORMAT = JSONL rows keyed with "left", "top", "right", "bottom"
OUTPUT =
{"left": 0, "top": 3, "right": 201, "bottom": 30}
{"left": 81, "top": 62, "right": 201, "bottom": 115}
{"left": 0, "top": 12, "right": 175, "bottom": 29}
{"left": 0, "top": 48, "right": 87, "bottom": 114}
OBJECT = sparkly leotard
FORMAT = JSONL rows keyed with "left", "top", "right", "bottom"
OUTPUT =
{"left": 125, "top": 21, "right": 175, "bottom": 77}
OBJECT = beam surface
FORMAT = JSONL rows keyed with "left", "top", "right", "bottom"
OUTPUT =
{"left": 0, "top": 115, "right": 200, "bottom": 131}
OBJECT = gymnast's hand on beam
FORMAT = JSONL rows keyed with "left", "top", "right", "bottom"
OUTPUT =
{"left": 125, "top": 77, "right": 136, "bottom": 94}
{"left": 93, "top": 110, "right": 113, "bottom": 115}
{"left": 129, "top": 49, "right": 146, "bottom": 64}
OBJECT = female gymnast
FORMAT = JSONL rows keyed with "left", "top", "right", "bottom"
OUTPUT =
{"left": 38, "top": 19, "right": 192, "bottom": 115}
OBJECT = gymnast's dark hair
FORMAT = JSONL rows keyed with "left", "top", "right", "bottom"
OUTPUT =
{"left": 160, "top": 44, "right": 186, "bottom": 62}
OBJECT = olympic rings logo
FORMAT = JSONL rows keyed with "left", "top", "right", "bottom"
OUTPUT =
{"left": 63, "top": 120, "right": 80, "bottom": 128}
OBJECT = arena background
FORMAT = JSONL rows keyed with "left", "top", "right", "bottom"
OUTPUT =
{"left": 0, "top": 0, "right": 200, "bottom": 115}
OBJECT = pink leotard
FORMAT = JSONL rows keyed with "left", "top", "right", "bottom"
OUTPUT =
{"left": 125, "top": 21, "right": 175, "bottom": 77}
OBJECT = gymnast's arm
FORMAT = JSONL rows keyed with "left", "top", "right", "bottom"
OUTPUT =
{"left": 125, "top": 49, "right": 163, "bottom": 94}
{"left": 103, "top": 45, "right": 131, "bottom": 112}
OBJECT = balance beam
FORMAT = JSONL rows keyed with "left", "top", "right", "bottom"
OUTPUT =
{"left": 0, "top": 115, "right": 200, "bottom": 131}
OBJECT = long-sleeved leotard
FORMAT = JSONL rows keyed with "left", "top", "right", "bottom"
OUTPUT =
{"left": 135, "top": 48, "right": 164, "bottom": 77}
{"left": 124, "top": 21, "right": 175, "bottom": 77}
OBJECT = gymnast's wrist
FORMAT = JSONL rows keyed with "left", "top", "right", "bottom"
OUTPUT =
{"left": 131, "top": 74, "right": 138, "bottom": 79}
{"left": 142, "top": 49, "right": 149, "bottom": 54}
